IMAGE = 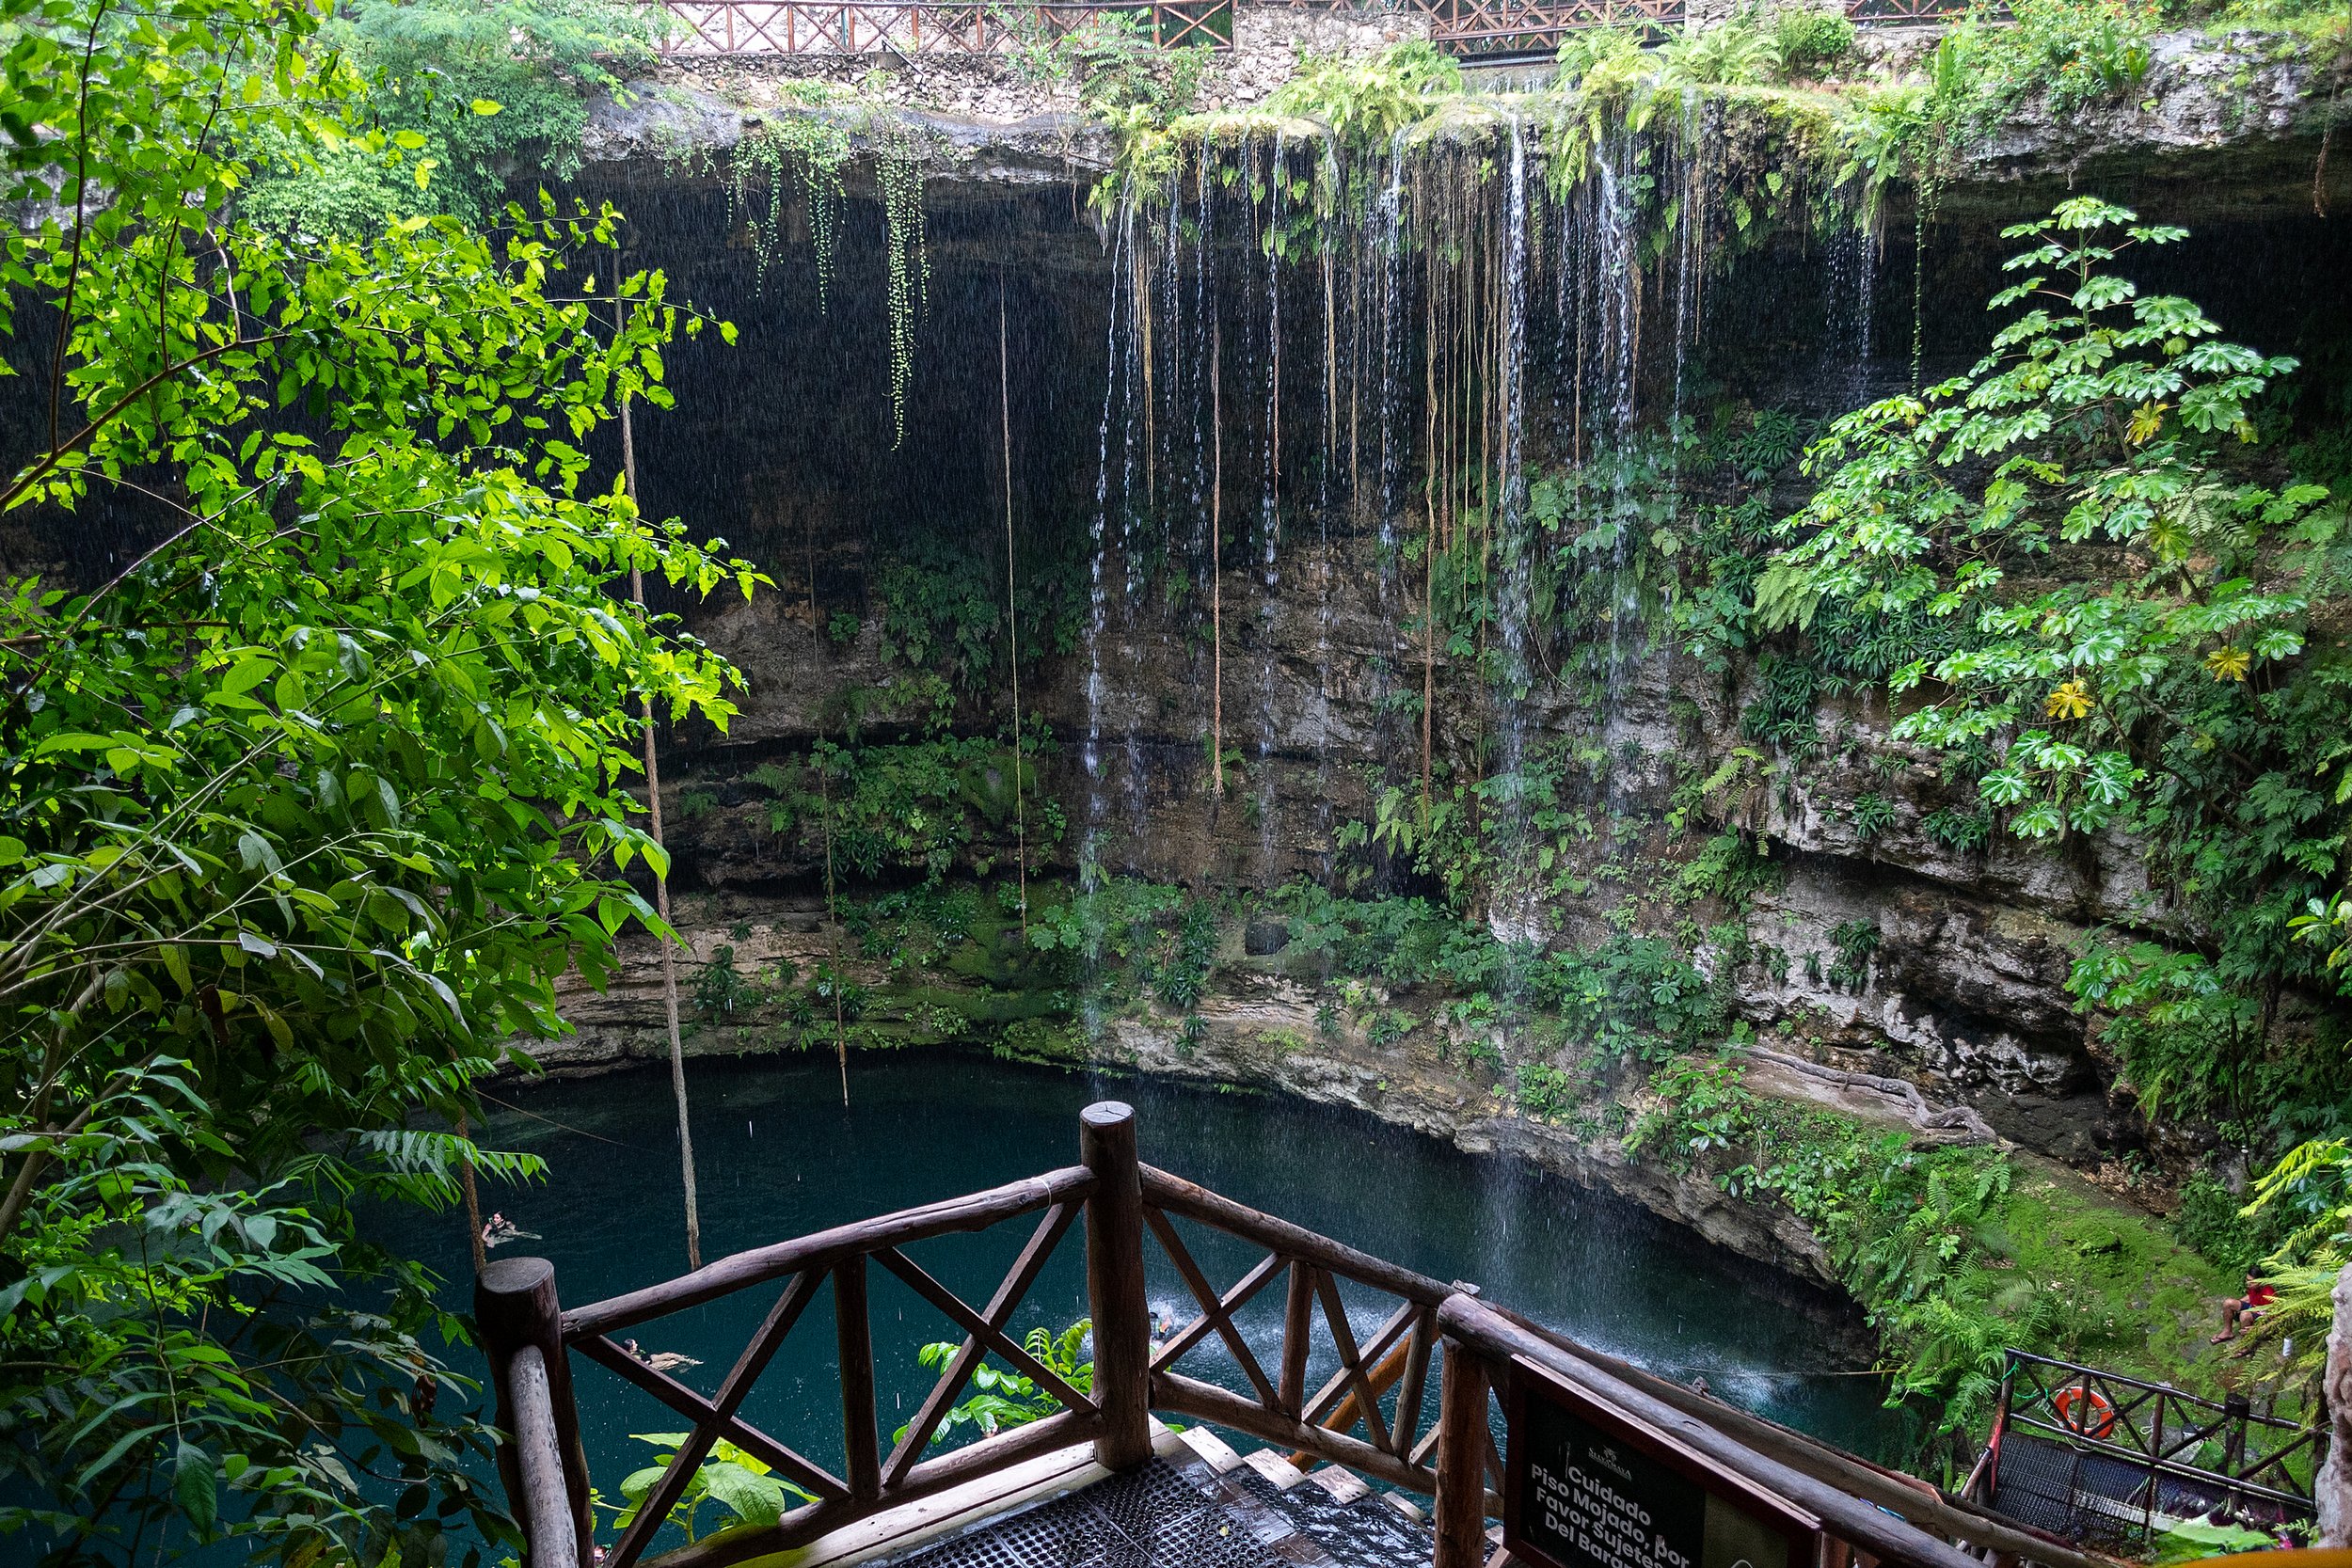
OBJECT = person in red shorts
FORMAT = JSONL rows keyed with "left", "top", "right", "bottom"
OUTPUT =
{"left": 2212, "top": 1272, "right": 2277, "bottom": 1342}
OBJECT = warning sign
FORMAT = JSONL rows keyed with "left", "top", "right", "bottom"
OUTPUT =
{"left": 1503, "top": 1356, "right": 1820, "bottom": 1568}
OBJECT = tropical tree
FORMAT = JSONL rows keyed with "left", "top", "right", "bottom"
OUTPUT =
{"left": 1753, "top": 197, "right": 2349, "bottom": 1142}
{"left": 0, "top": 1, "right": 755, "bottom": 1563}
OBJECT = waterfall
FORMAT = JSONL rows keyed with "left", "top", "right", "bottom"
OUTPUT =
{"left": 1489, "top": 114, "right": 1537, "bottom": 944}
{"left": 1082, "top": 193, "right": 1134, "bottom": 892}
{"left": 1593, "top": 134, "right": 1640, "bottom": 737}
{"left": 1375, "top": 132, "right": 1409, "bottom": 575}
{"left": 1257, "top": 135, "right": 1286, "bottom": 876}
{"left": 1828, "top": 221, "right": 1877, "bottom": 404}
{"left": 1311, "top": 145, "right": 1342, "bottom": 881}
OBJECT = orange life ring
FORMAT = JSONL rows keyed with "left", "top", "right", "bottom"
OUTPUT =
{"left": 2052, "top": 1384, "right": 2117, "bottom": 1440}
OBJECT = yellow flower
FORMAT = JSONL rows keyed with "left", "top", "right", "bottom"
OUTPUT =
{"left": 2204, "top": 645, "right": 2252, "bottom": 682}
{"left": 2044, "top": 680, "right": 2094, "bottom": 721}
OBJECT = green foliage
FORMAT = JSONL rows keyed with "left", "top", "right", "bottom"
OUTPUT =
{"left": 1765, "top": 5, "right": 1854, "bottom": 80}
{"left": 1847, "top": 793, "right": 1897, "bottom": 843}
{"left": 898, "top": 1321, "right": 1093, "bottom": 1445}
{"left": 877, "top": 542, "right": 1006, "bottom": 689}
{"left": 1277, "top": 883, "right": 1503, "bottom": 992}
{"left": 241, "top": 0, "right": 661, "bottom": 235}
{"left": 1980, "top": 0, "right": 2158, "bottom": 118}
{"left": 1921, "top": 805, "right": 1994, "bottom": 854}
{"left": 1514, "top": 1060, "right": 1593, "bottom": 1122}
{"left": 1267, "top": 41, "right": 1464, "bottom": 148}
{"left": 694, "top": 945, "right": 768, "bottom": 1021}
{"left": 1827, "top": 920, "right": 1881, "bottom": 990}
{"left": 727, "top": 107, "right": 852, "bottom": 303}
{"left": 1534, "top": 935, "right": 1725, "bottom": 1061}
{"left": 1759, "top": 198, "right": 2352, "bottom": 1136}
{"left": 2171, "top": 1169, "right": 2280, "bottom": 1273}
{"left": 1660, "top": 17, "right": 1778, "bottom": 87}
{"left": 876, "top": 120, "right": 931, "bottom": 451}
{"left": 1634, "top": 1058, "right": 2227, "bottom": 1433}
{"left": 614, "top": 1433, "right": 814, "bottom": 1543}
{"left": 2152, "top": 1518, "right": 2278, "bottom": 1566}
{"left": 1672, "top": 830, "right": 1785, "bottom": 912}
{"left": 1276, "top": 884, "right": 1720, "bottom": 1063}
{"left": 0, "top": 2, "right": 756, "bottom": 1560}
{"left": 751, "top": 737, "right": 1048, "bottom": 882}
{"left": 1027, "top": 879, "right": 1222, "bottom": 1010}
{"left": 1009, "top": 11, "right": 1214, "bottom": 116}
{"left": 1553, "top": 25, "right": 1651, "bottom": 90}
{"left": 1833, "top": 0, "right": 2159, "bottom": 198}
{"left": 2244, "top": 1136, "right": 2352, "bottom": 1264}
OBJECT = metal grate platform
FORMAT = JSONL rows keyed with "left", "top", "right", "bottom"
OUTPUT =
{"left": 886, "top": 1459, "right": 1323, "bottom": 1568}
{"left": 1990, "top": 1433, "right": 2279, "bottom": 1548}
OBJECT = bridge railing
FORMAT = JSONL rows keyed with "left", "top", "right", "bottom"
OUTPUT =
{"left": 479, "top": 1101, "right": 2121, "bottom": 1568}
{"left": 641, "top": 0, "right": 1976, "bottom": 60}
{"left": 646, "top": 0, "right": 1232, "bottom": 54}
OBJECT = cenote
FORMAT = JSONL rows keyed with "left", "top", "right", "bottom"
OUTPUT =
{"left": 9, "top": 4, "right": 2352, "bottom": 1565}
{"left": 382, "top": 1053, "right": 1909, "bottom": 1496}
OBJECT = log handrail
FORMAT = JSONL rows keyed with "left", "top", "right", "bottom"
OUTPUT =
{"left": 644, "top": 0, "right": 1234, "bottom": 55}
{"left": 558, "top": 1164, "right": 1095, "bottom": 1339}
{"left": 1136, "top": 1162, "right": 1458, "bottom": 1488}
{"left": 1438, "top": 1293, "right": 1990, "bottom": 1568}
{"left": 489, "top": 1106, "right": 2161, "bottom": 1568}
{"left": 1137, "top": 1164, "right": 1454, "bottom": 1306}
{"left": 479, "top": 1258, "right": 596, "bottom": 1567}
{"left": 508, "top": 1162, "right": 1102, "bottom": 1568}
{"left": 1486, "top": 1303, "right": 2129, "bottom": 1568}
{"left": 1994, "top": 1350, "right": 2323, "bottom": 1519}
{"left": 641, "top": 0, "right": 1689, "bottom": 57}
{"left": 508, "top": 1346, "right": 582, "bottom": 1568}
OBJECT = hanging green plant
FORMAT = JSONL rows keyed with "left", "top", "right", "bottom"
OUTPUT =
{"left": 730, "top": 110, "right": 851, "bottom": 307}
{"left": 872, "top": 117, "right": 931, "bottom": 450}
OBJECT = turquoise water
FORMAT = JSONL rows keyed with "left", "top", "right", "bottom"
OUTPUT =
{"left": 380, "top": 1053, "right": 1909, "bottom": 1533}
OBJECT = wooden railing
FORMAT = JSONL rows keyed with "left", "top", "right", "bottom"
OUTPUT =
{"left": 1845, "top": 0, "right": 1974, "bottom": 21}
{"left": 637, "top": 0, "right": 1981, "bottom": 58}
{"left": 1137, "top": 1163, "right": 1457, "bottom": 1495}
{"left": 1412, "top": 0, "right": 1681, "bottom": 54}
{"left": 478, "top": 1102, "right": 2115, "bottom": 1568}
{"left": 640, "top": 0, "right": 1683, "bottom": 57}
{"left": 645, "top": 0, "right": 1232, "bottom": 54}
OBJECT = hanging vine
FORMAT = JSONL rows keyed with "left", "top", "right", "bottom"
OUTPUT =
{"left": 728, "top": 113, "right": 850, "bottom": 306}
{"left": 874, "top": 119, "right": 931, "bottom": 450}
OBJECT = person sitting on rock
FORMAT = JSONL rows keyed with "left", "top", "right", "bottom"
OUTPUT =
{"left": 2212, "top": 1273, "right": 2277, "bottom": 1343}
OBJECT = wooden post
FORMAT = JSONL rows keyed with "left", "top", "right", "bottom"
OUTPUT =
{"left": 1434, "top": 1339, "right": 1490, "bottom": 1568}
{"left": 1279, "top": 1261, "right": 1312, "bottom": 1419}
{"left": 477, "top": 1258, "right": 594, "bottom": 1567}
{"left": 835, "top": 1256, "right": 881, "bottom": 1501}
{"left": 1081, "top": 1101, "right": 1152, "bottom": 1470}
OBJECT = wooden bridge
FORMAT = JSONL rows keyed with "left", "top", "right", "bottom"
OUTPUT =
{"left": 640, "top": 0, "right": 1972, "bottom": 58}
{"left": 481, "top": 1101, "right": 2140, "bottom": 1568}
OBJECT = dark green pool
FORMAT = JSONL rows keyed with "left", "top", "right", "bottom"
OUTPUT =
{"left": 381, "top": 1052, "right": 1911, "bottom": 1537}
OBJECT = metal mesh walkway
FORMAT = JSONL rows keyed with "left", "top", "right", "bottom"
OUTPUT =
{"left": 881, "top": 1450, "right": 1433, "bottom": 1568}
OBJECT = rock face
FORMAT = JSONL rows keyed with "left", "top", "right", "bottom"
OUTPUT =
{"left": 540, "top": 40, "right": 2352, "bottom": 1291}
{"left": 530, "top": 897, "right": 1855, "bottom": 1289}
{"left": 616, "top": 531, "right": 2143, "bottom": 1167}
